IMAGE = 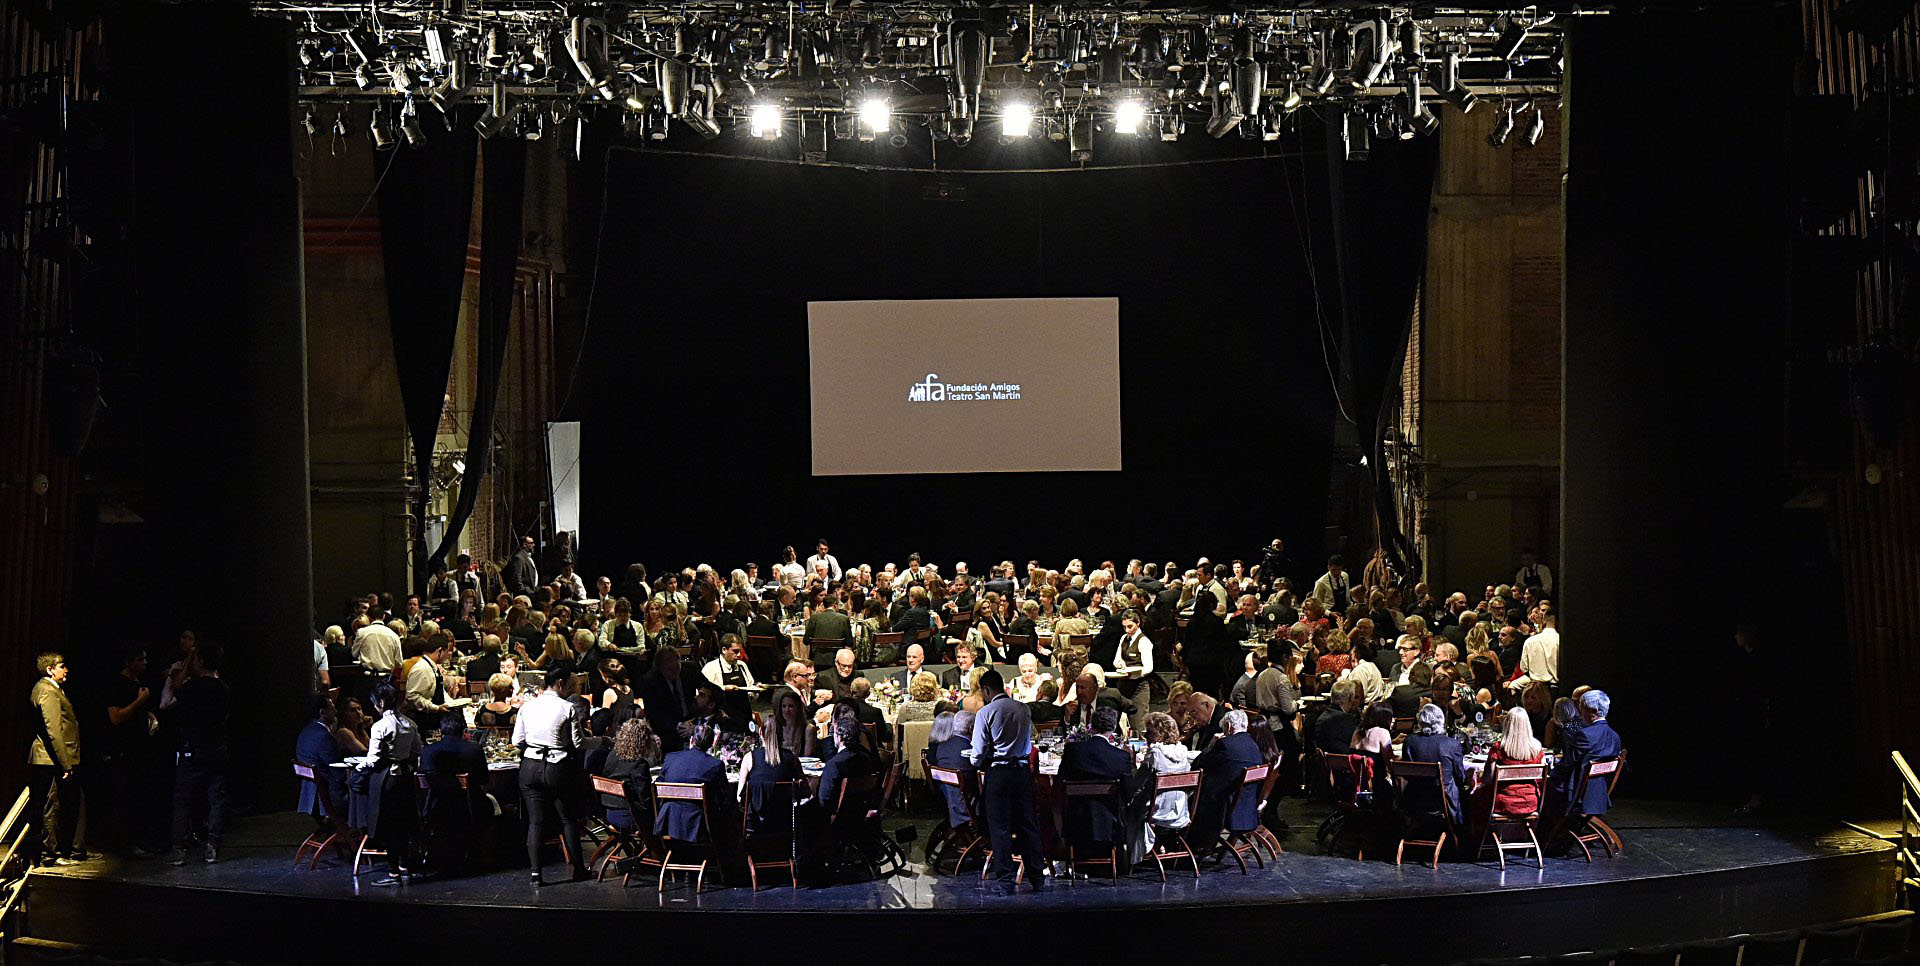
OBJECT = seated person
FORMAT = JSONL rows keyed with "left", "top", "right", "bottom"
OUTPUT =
{"left": 814, "top": 705, "right": 880, "bottom": 825}
{"left": 894, "top": 671, "right": 943, "bottom": 724}
{"left": 475, "top": 673, "right": 518, "bottom": 730}
{"left": 1009, "top": 653, "right": 1053, "bottom": 702}
{"left": 737, "top": 714, "right": 802, "bottom": 841}
{"left": 1547, "top": 689, "right": 1621, "bottom": 823}
{"left": 1468, "top": 706, "right": 1544, "bottom": 842}
{"left": 1400, "top": 704, "right": 1468, "bottom": 828}
{"left": 1189, "top": 710, "right": 1264, "bottom": 851}
{"left": 654, "top": 721, "right": 742, "bottom": 859}
{"left": 848, "top": 677, "right": 893, "bottom": 749}
{"left": 939, "top": 644, "right": 981, "bottom": 691}
{"left": 1060, "top": 668, "right": 1137, "bottom": 733}
{"left": 294, "top": 695, "right": 347, "bottom": 825}
{"left": 1143, "top": 711, "right": 1195, "bottom": 853}
{"left": 1057, "top": 708, "right": 1143, "bottom": 855}
{"left": 817, "top": 648, "right": 860, "bottom": 701}
{"left": 464, "top": 635, "right": 503, "bottom": 685}
{"left": 1389, "top": 661, "right": 1434, "bottom": 720}
{"left": 927, "top": 711, "right": 978, "bottom": 829}
{"left": 1313, "top": 680, "right": 1361, "bottom": 756}
{"left": 419, "top": 717, "right": 489, "bottom": 871}
{"left": 1028, "top": 679, "right": 1064, "bottom": 724}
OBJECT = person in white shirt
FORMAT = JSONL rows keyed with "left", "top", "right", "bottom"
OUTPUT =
{"left": 1514, "top": 549, "right": 1554, "bottom": 597}
{"left": 1514, "top": 602, "right": 1561, "bottom": 691}
{"left": 803, "top": 538, "right": 843, "bottom": 583}
{"left": 701, "top": 637, "right": 757, "bottom": 690}
{"left": 352, "top": 617, "right": 403, "bottom": 673}
{"left": 359, "top": 684, "right": 421, "bottom": 885}
{"left": 1107, "top": 611, "right": 1155, "bottom": 734}
{"left": 403, "top": 637, "right": 454, "bottom": 726}
{"left": 1312, "top": 554, "right": 1353, "bottom": 613}
{"left": 775, "top": 546, "right": 805, "bottom": 590}
{"left": 512, "top": 669, "right": 589, "bottom": 885}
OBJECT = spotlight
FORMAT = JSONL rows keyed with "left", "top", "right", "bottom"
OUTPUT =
{"left": 331, "top": 111, "right": 349, "bottom": 137}
{"left": 1492, "top": 17, "right": 1528, "bottom": 63}
{"left": 1281, "top": 81, "right": 1303, "bottom": 112}
{"left": 1415, "top": 106, "right": 1440, "bottom": 136}
{"left": 1113, "top": 99, "right": 1146, "bottom": 135}
{"left": 1068, "top": 114, "right": 1093, "bottom": 162}
{"left": 858, "top": 96, "right": 890, "bottom": 134}
{"left": 1440, "top": 50, "right": 1477, "bottom": 113}
{"left": 1342, "top": 109, "right": 1369, "bottom": 161}
{"left": 369, "top": 106, "right": 395, "bottom": 149}
{"left": 475, "top": 80, "right": 512, "bottom": 138}
{"left": 302, "top": 108, "right": 317, "bottom": 136}
{"left": 1487, "top": 103, "right": 1514, "bottom": 147}
{"left": 1157, "top": 115, "right": 1181, "bottom": 141}
{"left": 750, "top": 102, "right": 782, "bottom": 138}
{"left": 1204, "top": 85, "right": 1243, "bottom": 139}
{"left": 1000, "top": 100, "right": 1033, "bottom": 137}
{"left": 354, "top": 61, "right": 376, "bottom": 90}
{"left": 400, "top": 103, "right": 426, "bottom": 147}
{"left": 1520, "top": 104, "right": 1547, "bottom": 147}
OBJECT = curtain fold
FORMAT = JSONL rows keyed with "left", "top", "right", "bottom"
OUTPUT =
{"left": 430, "top": 136, "right": 526, "bottom": 575}
{"left": 378, "top": 110, "right": 478, "bottom": 594}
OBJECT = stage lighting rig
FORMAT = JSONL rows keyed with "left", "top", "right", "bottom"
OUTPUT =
{"left": 265, "top": 3, "right": 1583, "bottom": 159}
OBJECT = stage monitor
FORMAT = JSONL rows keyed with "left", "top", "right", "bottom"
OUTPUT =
{"left": 807, "top": 297, "right": 1122, "bottom": 476}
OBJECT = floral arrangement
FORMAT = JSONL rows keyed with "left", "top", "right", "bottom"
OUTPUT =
{"left": 869, "top": 678, "right": 903, "bottom": 714}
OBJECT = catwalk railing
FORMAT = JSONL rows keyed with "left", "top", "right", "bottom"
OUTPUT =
{"left": 1899, "top": 751, "right": 1919, "bottom": 910}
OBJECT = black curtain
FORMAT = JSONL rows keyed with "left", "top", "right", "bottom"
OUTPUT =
{"left": 378, "top": 113, "right": 478, "bottom": 594}
{"left": 431, "top": 137, "right": 526, "bottom": 572}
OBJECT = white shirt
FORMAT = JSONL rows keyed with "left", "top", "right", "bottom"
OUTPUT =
{"left": 1515, "top": 563, "right": 1554, "bottom": 596}
{"left": 776, "top": 562, "right": 805, "bottom": 589}
{"left": 404, "top": 657, "right": 446, "bottom": 711}
{"left": 558, "top": 572, "right": 587, "bottom": 601}
{"left": 1112, "top": 632, "right": 1155, "bottom": 679}
{"left": 702, "top": 656, "right": 757, "bottom": 689}
{"left": 512, "top": 690, "right": 586, "bottom": 763}
{"left": 1347, "top": 660, "right": 1386, "bottom": 703}
{"left": 312, "top": 638, "right": 329, "bottom": 693}
{"left": 804, "top": 553, "right": 843, "bottom": 582}
{"left": 1519, "top": 626, "right": 1560, "bottom": 684}
{"left": 1312, "top": 571, "right": 1350, "bottom": 608}
{"left": 352, "top": 623, "right": 402, "bottom": 672}
{"left": 365, "top": 711, "right": 420, "bottom": 774}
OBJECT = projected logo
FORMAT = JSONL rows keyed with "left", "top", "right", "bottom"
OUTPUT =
{"left": 907, "top": 373, "right": 1022, "bottom": 403}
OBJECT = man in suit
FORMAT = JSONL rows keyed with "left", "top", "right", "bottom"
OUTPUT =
{"left": 1147, "top": 582, "right": 1183, "bottom": 632}
{"left": 928, "top": 710, "right": 977, "bottom": 829}
{"left": 847, "top": 678, "right": 893, "bottom": 747}
{"left": 1138, "top": 562, "right": 1166, "bottom": 596}
{"left": 654, "top": 721, "right": 740, "bottom": 856}
{"left": 1313, "top": 680, "right": 1360, "bottom": 756}
{"left": 804, "top": 593, "right": 853, "bottom": 667}
{"left": 504, "top": 535, "right": 540, "bottom": 597}
{"left": 940, "top": 643, "right": 980, "bottom": 690}
{"left": 27, "top": 652, "right": 83, "bottom": 867}
{"left": 1057, "top": 708, "right": 1141, "bottom": 855}
{"left": 1062, "top": 672, "right": 1138, "bottom": 732}
{"left": 983, "top": 562, "right": 1017, "bottom": 600}
{"left": 1190, "top": 710, "right": 1265, "bottom": 854}
{"left": 420, "top": 717, "right": 489, "bottom": 873}
{"left": 891, "top": 585, "right": 940, "bottom": 645}
{"left": 639, "top": 649, "right": 699, "bottom": 754}
{"left": 888, "top": 643, "right": 928, "bottom": 693}
{"left": 1550, "top": 689, "right": 1622, "bottom": 820}
{"left": 817, "top": 648, "right": 860, "bottom": 701}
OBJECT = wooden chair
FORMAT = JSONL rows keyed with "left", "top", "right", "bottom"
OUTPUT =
{"left": 743, "top": 634, "right": 785, "bottom": 684}
{"left": 1388, "top": 759, "right": 1458, "bottom": 869}
{"left": 1318, "top": 754, "right": 1372, "bottom": 859}
{"left": 1216, "top": 763, "right": 1271, "bottom": 874}
{"left": 1249, "top": 758, "right": 1286, "bottom": 860}
{"left": 1391, "top": 717, "right": 1415, "bottom": 737}
{"left": 466, "top": 680, "right": 489, "bottom": 697}
{"left": 1474, "top": 760, "right": 1546, "bottom": 870}
{"left": 1033, "top": 719, "right": 1062, "bottom": 737}
{"left": 291, "top": 762, "right": 354, "bottom": 870}
{"left": 822, "top": 771, "right": 888, "bottom": 879}
{"left": 1146, "top": 770, "right": 1204, "bottom": 881}
{"left": 870, "top": 631, "right": 906, "bottom": 667}
{"left": 1060, "top": 779, "right": 1126, "bottom": 878}
{"left": 653, "top": 782, "right": 719, "bottom": 892}
{"left": 926, "top": 765, "right": 996, "bottom": 876}
{"left": 742, "top": 778, "right": 805, "bottom": 891}
{"left": 1562, "top": 753, "right": 1626, "bottom": 861}
{"left": 999, "top": 633, "right": 1037, "bottom": 661}
{"left": 588, "top": 775, "right": 642, "bottom": 881}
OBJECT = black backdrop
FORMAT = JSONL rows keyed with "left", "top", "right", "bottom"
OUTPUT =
{"left": 580, "top": 148, "right": 1352, "bottom": 580}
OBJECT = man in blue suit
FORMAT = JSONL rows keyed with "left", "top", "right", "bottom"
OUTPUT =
{"left": 1189, "top": 710, "right": 1265, "bottom": 855}
{"left": 655, "top": 721, "right": 741, "bottom": 867}
{"left": 1058, "top": 708, "right": 1141, "bottom": 853}
{"left": 1549, "top": 689, "right": 1622, "bottom": 819}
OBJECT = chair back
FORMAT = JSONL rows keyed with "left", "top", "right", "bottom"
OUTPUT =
{"left": 1574, "top": 753, "right": 1625, "bottom": 815}
{"left": 655, "top": 781, "right": 714, "bottom": 843}
{"left": 1486, "top": 760, "right": 1547, "bottom": 819}
{"left": 900, "top": 720, "right": 935, "bottom": 779}
{"left": 466, "top": 680, "right": 489, "bottom": 697}
{"left": 831, "top": 772, "right": 883, "bottom": 830}
{"left": 1221, "top": 764, "right": 1269, "bottom": 832}
{"left": 1000, "top": 633, "right": 1037, "bottom": 659}
{"left": 1391, "top": 717, "right": 1415, "bottom": 736}
{"left": 293, "top": 761, "right": 318, "bottom": 782}
{"left": 927, "top": 765, "right": 979, "bottom": 824}
{"left": 1060, "top": 779, "right": 1127, "bottom": 845}
{"left": 1033, "top": 718, "right": 1061, "bottom": 737}
{"left": 743, "top": 634, "right": 785, "bottom": 681}
{"left": 570, "top": 672, "right": 591, "bottom": 695}
{"left": 1058, "top": 633, "right": 1094, "bottom": 652}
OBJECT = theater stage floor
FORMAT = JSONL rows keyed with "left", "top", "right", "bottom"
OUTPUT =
{"left": 20, "top": 799, "right": 1897, "bottom": 965}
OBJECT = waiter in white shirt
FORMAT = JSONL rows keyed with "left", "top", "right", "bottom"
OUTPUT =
{"left": 1514, "top": 548, "right": 1554, "bottom": 597}
{"left": 403, "top": 637, "right": 454, "bottom": 728}
{"left": 702, "top": 636, "right": 757, "bottom": 690}
{"left": 1107, "top": 611, "right": 1155, "bottom": 735}
{"left": 512, "top": 668, "right": 589, "bottom": 884}
{"left": 803, "top": 538, "right": 843, "bottom": 583}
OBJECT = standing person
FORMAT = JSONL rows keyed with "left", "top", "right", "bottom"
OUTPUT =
{"left": 1312, "top": 555, "right": 1352, "bottom": 614}
{"left": 1514, "top": 548, "right": 1554, "bottom": 597}
{"left": 804, "top": 538, "right": 843, "bottom": 584}
{"left": 505, "top": 535, "right": 540, "bottom": 597}
{"left": 27, "top": 652, "right": 84, "bottom": 866}
{"left": 512, "top": 669, "right": 590, "bottom": 885}
{"left": 357, "top": 683, "right": 419, "bottom": 883}
{"left": 1106, "top": 611, "right": 1154, "bottom": 736}
{"left": 104, "top": 643, "right": 158, "bottom": 856}
{"left": 165, "top": 642, "right": 232, "bottom": 865}
{"left": 966, "top": 668, "right": 1046, "bottom": 894}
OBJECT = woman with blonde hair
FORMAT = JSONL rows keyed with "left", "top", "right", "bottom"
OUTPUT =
{"left": 1397, "top": 614, "right": 1433, "bottom": 658}
{"left": 894, "top": 671, "right": 943, "bottom": 723}
{"left": 1142, "top": 711, "right": 1195, "bottom": 853}
{"left": 1469, "top": 706, "right": 1545, "bottom": 841}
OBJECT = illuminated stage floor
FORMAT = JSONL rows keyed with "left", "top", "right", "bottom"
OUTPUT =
{"left": 21, "top": 800, "right": 1895, "bottom": 964}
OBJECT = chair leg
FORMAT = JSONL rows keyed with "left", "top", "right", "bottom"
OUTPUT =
{"left": 1429, "top": 832, "right": 1447, "bottom": 870}
{"left": 658, "top": 850, "right": 672, "bottom": 892}
{"left": 1594, "top": 818, "right": 1622, "bottom": 856}
{"left": 1493, "top": 827, "right": 1506, "bottom": 871}
{"left": 696, "top": 861, "right": 706, "bottom": 894}
{"left": 311, "top": 831, "right": 341, "bottom": 870}
{"left": 1526, "top": 825, "right": 1544, "bottom": 867}
{"left": 1395, "top": 837, "right": 1406, "bottom": 867}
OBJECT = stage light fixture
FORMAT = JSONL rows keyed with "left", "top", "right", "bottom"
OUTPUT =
{"left": 1342, "top": 109, "right": 1369, "bottom": 161}
{"left": 369, "top": 105, "right": 395, "bottom": 149}
{"left": 1113, "top": 99, "right": 1147, "bottom": 135}
{"left": 1204, "top": 85, "right": 1243, "bottom": 139}
{"left": 1000, "top": 99, "right": 1034, "bottom": 137}
{"left": 1487, "top": 103, "right": 1514, "bottom": 147}
{"left": 400, "top": 102, "right": 426, "bottom": 147}
{"left": 475, "top": 80, "right": 512, "bottom": 138}
{"left": 1158, "top": 115, "right": 1181, "bottom": 141}
{"left": 1068, "top": 114, "right": 1093, "bottom": 161}
{"left": 1520, "top": 103, "right": 1547, "bottom": 146}
{"left": 858, "top": 96, "right": 890, "bottom": 134}
{"left": 1492, "top": 17, "right": 1528, "bottom": 63}
{"left": 1440, "top": 50, "right": 1476, "bottom": 113}
{"left": 1415, "top": 105, "right": 1440, "bottom": 136}
{"left": 354, "top": 61, "right": 376, "bottom": 90}
{"left": 302, "top": 108, "right": 317, "bottom": 136}
{"left": 750, "top": 102, "right": 782, "bottom": 138}
{"left": 1281, "top": 81, "right": 1303, "bottom": 112}
{"left": 331, "top": 111, "right": 349, "bottom": 137}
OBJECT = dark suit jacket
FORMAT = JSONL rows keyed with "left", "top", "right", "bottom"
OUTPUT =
{"left": 1028, "top": 701, "right": 1063, "bottom": 724}
{"left": 1060, "top": 589, "right": 1090, "bottom": 612}
{"left": 655, "top": 748, "right": 733, "bottom": 842}
{"left": 1551, "top": 719, "right": 1622, "bottom": 816}
{"left": 852, "top": 698, "right": 892, "bottom": 746}
{"left": 817, "top": 666, "right": 859, "bottom": 701}
{"left": 817, "top": 747, "right": 880, "bottom": 822}
{"left": 744, "top": 615, "right": 781, "bottom": 641}
{"left": 929, "top": 735, "right": 977, "bottom": 828}
{"left": 639, "top": 663, "right": 700, "bottom": 752}
{"left": 295, "top": 720, "right": 346, "bottom": 815}
{"left": 1058, "top": 736, "right": 1139, "bottom": 846}
{"left": 420, "top": 735, "right": 489, "bottom": 828}
{"left": 892, "top": 605, "right": 935, "bottom": 640}
{"left": 504, "top": 551, "right": 538, "bottom": 595}
{"left": 984, "top": 578, "right": 1016, "bottom": 598}
{"left": 1389, "top": 684, "right": 1430, "bottom": 719}
{"left": 1401, "top": 733, "right": 1468, "bottom": 826}
{"left": 804, "top": 609, "right": 853, "bottom": 647}
{"left": 940, "top": 665, "right": 978, "bottom": 690}
{"left": 1313, "top": 707, "right": 1357, "bottom": 755}
{"left": 1195, "top": 732, "right": 1266, "bottom": 832}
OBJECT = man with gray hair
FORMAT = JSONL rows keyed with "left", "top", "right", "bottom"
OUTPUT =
{"left": 1313, "top": 679, "right": 1360, "bottom": 755}
{"left": 1191, "top": 708, "right": 1264, "bottom": 852}
{"left": 1549, "top": 688, "right": 1622, "bottom": 823}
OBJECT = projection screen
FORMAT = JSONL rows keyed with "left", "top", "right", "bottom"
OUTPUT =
{"left": 808, "top": 297, "right": 1122, "bottom": 476}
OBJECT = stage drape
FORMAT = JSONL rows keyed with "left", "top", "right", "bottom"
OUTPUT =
{"left": 430, "top": 137, "right": 526, "bottom": 573}
{"left": 377, "top": 113, "right": 477, "bottom": 593}
{"left": 1320, "top": 124, "right": 1439, "bottom": 579}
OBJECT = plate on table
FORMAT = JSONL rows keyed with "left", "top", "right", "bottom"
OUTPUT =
{"left": 443, "top": 697, "right": 473, "bottom": 708}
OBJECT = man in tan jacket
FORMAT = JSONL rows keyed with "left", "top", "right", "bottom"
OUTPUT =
{"left": 28, "top": 652, "right": 84, "bottom": 865}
